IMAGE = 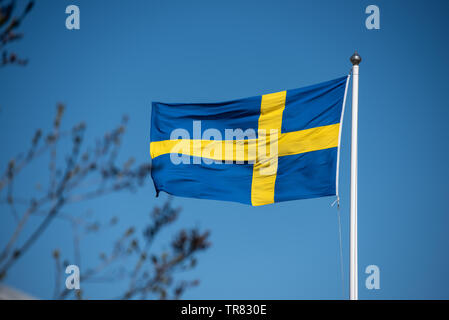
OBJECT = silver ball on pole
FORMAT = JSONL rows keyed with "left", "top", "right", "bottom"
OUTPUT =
{"left": 350, "top": 51, "right": 362, "bottom": 65}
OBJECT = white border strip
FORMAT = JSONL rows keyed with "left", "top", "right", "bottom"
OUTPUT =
{"left": 335, "top": 74, "right": 351, "bottom": 200}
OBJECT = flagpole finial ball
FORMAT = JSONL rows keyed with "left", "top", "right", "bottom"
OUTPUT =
{"left": 350, "top": 51, "right": 362, "bottom": 65}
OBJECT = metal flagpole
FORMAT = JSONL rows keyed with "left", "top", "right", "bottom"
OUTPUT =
{"left": 349, "top": 51, "right": 361, "bottom": 300}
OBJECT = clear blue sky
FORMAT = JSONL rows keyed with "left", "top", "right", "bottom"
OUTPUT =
{"left": 1, "top": 0, "right": 449, "bottom": 299}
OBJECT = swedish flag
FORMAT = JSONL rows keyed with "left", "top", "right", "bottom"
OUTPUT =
{"left": 150, "top": 76, "right": 349, "bottom": 206}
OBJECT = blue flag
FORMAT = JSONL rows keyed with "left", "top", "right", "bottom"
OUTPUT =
{"left": 150, "top": 76, "right": 349, "bottom": 206}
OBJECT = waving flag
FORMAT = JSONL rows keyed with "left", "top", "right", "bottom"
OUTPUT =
{"left": 150, "top": 75, "right": 350, "bottom": 206}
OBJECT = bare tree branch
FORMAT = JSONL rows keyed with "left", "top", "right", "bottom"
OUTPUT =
{"left": 0, "top": 0, "right": 34, "bottom": 67}
{"left": 0, "top": 106, "right": 210, "bottom": 300}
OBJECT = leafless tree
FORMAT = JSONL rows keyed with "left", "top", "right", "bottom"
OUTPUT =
{"left": 0, "top": 105, "right": 210, "bottom": 299}
{"left": 1, "top": 0, "right": 210, "bottom": 299}
{"left": 0, "top": 0, "right": 34, "bottom": 67}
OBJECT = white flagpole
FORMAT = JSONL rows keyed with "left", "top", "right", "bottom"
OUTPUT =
{"left": 349, "top": 52, "right": 361, "bottom": 300}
